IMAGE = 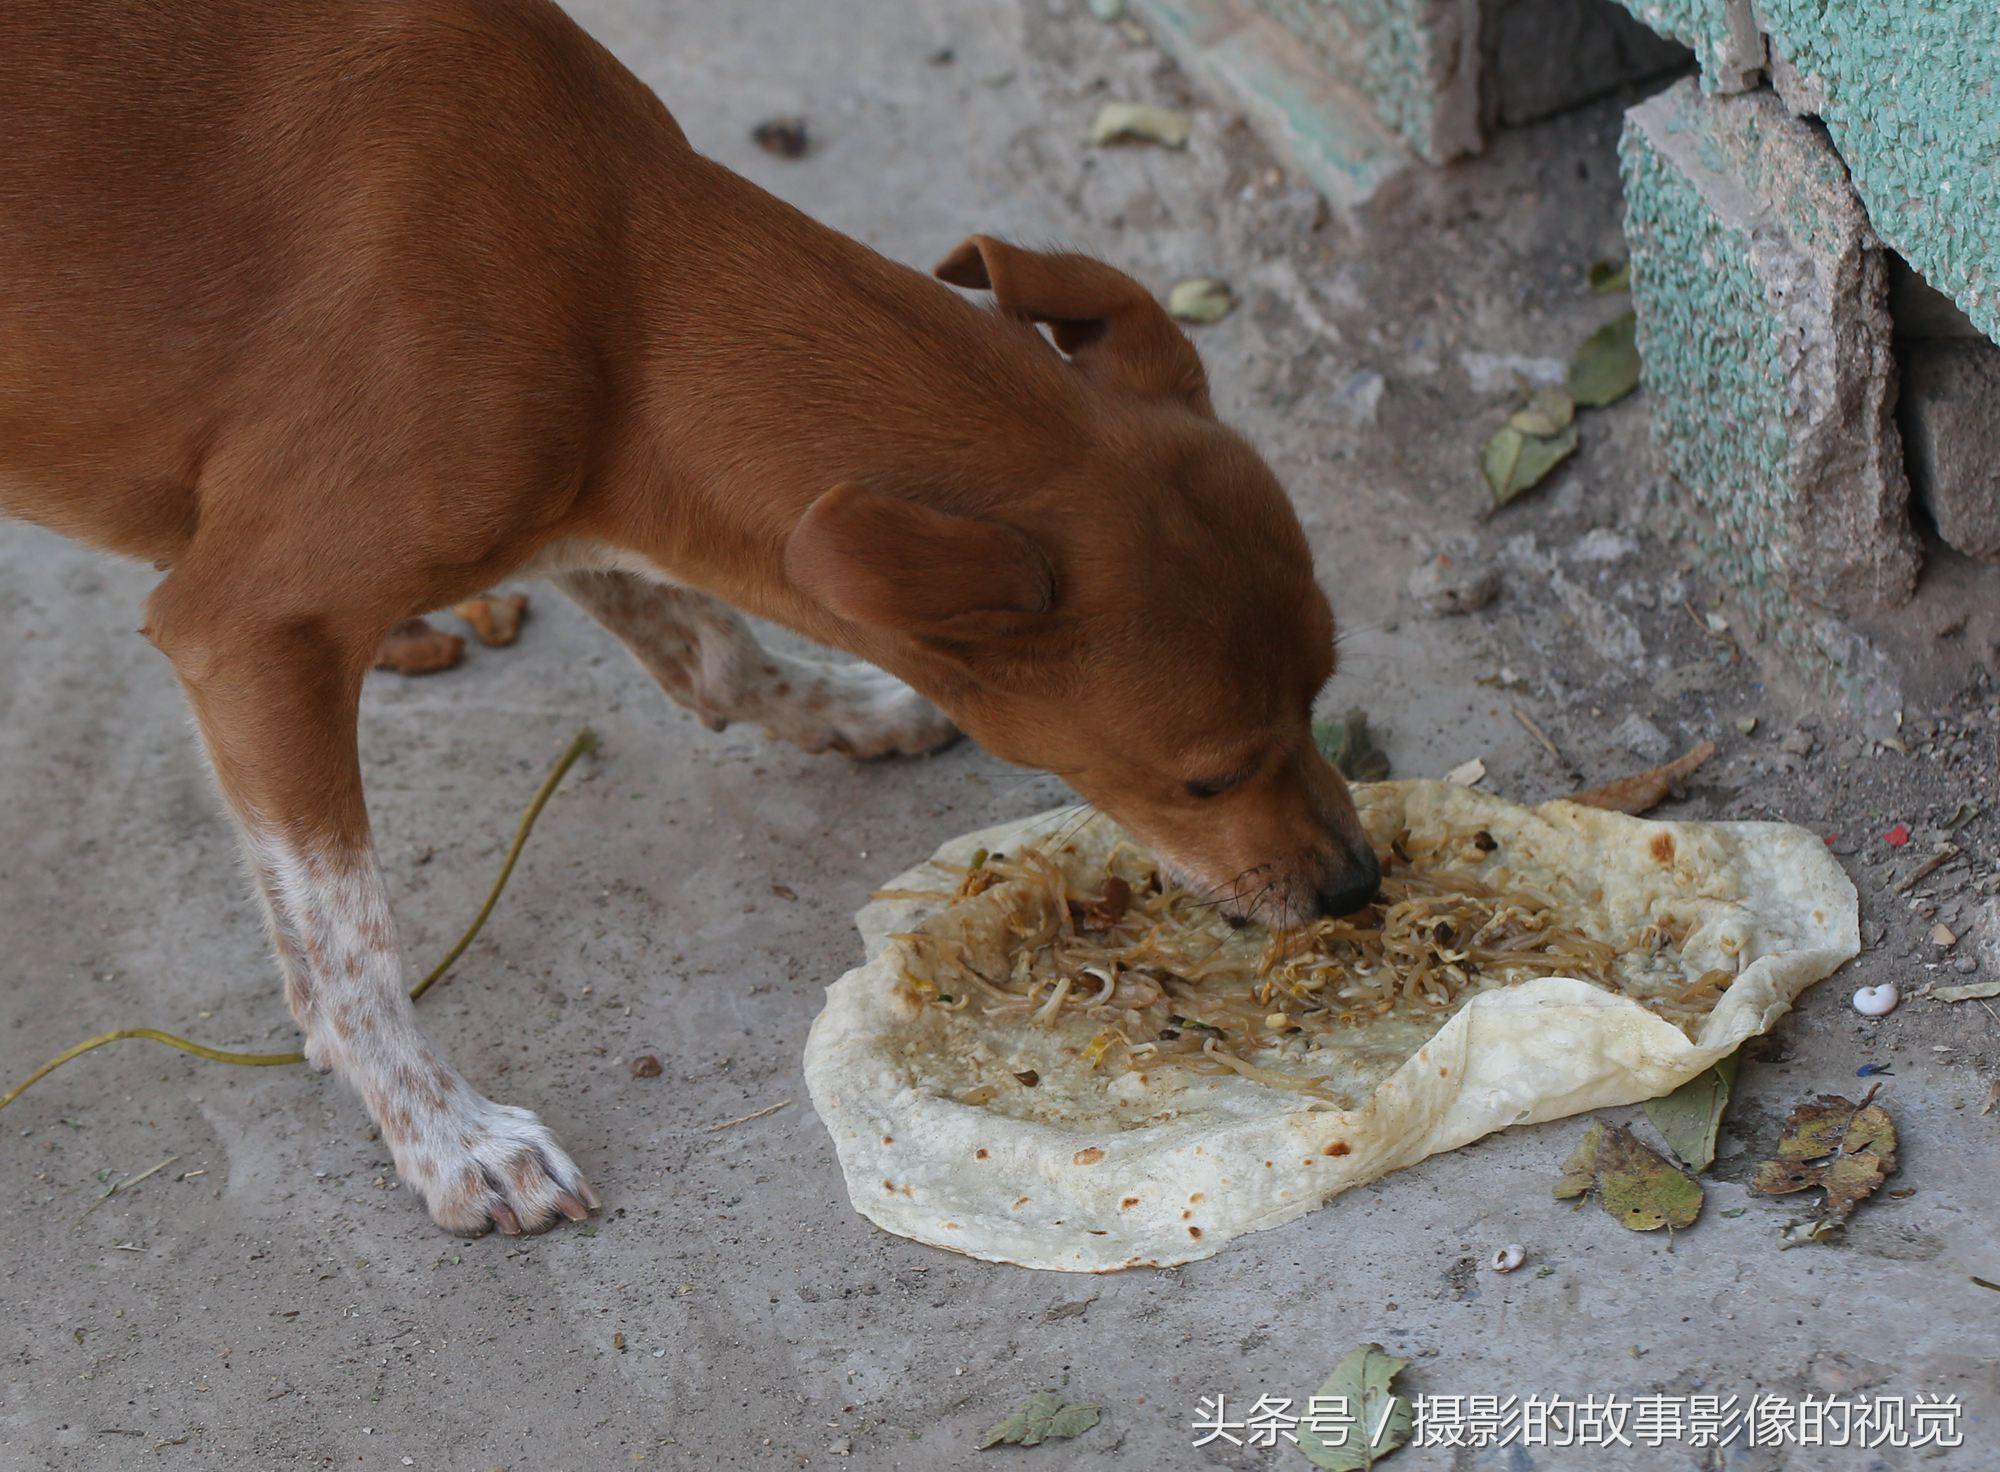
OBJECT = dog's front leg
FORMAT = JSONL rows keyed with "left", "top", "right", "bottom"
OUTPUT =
{"left": 144, "top": 576, "right": 596, "bottom": 1235}
{"left": 557, "top": 570, "right": 958, "bottom": 758}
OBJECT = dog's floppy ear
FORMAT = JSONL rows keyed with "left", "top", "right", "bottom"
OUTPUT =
{"left": 785, "top": 484, "right": 1055, "bottom": 640}
{"left": 935, "top": 234, "right": 1211, "bottom": 413}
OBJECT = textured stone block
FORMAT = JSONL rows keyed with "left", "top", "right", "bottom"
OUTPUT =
{"left": 1899, "top": 338, "right": 2000, "bottom": 562}
{"left": 1132, "top": 0, "right": 1689, "bottom": 176}
{"left": 1619, "top": 81, "right": 1920, "bottom": 682}
{"left": 1757, "top": 0, "right": 2000, "bottom": 345}
{"left": 1130, "top": 0, "right": 1417, "bottom": 210}
{"left": 1252, "top": 0, "right": 1484, "bottom": 163}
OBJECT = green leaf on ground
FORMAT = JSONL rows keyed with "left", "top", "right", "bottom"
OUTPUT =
{"left": 1312, "top": 708, "right": 1391, "bottom": 782}
{"left": 1555, "top": 1120, "right": 1703, "bottom": 1231}
{"left": 1167, "top": 277, "right": 1234, "bottom": 324}
{"left": 977, "top": 1392, "right": 1100, "bottom": 1450}
{"left": 1568, "top": 310, "right": 1640, "bottom": 406}
{"left": 1481, "top": 420, "right": 1579, "bottom": 505}
{"left": 1587, "top": 259, "right": 1631, "bottom": 294}
{"left": 1749, "top": 1091, "right": 1898, "bottom": 1238}
{"left": 1298, "top": 1345, "right": 1413, "bottom": 1470}
{"left": 1644, "top": 1053, "right": 1739, "bottom": 1172}
{"left": 1089, "top": 102, "right": 1191, "bottom": 148}
{"left": 1508, "top": 387, "right": 1576, "bottom": 437}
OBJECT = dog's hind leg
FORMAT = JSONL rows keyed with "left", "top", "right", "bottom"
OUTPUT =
{"left": 556, "top": 570, "right": 958, "bottom": 758}
{"left": 144, "top": 566, "right": 595, "bottom": 1236}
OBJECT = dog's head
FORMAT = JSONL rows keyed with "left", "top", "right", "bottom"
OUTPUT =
{"left": 785, "top": 236, "right": 1379, "bottom": 926}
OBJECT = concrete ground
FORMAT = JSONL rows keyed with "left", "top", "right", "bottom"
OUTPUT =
{"left": 3, "top": 1, "right": 1997, "bottom": 1468}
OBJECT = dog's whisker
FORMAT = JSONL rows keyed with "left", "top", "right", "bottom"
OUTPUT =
{"left": 996, "top": 767, "right": 1068, "bottom": 799}
{"left": 1179, "top": 864, "right": 1276, "bottom": 915}
{"left": 1050, "top": 805, "right": 1103, "bottom": 849}
{"left": 1333, "top": 620, "right": 1393, "bottom": 643}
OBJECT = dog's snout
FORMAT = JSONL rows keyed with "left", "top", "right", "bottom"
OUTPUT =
{"left": 1315, "top": 846, "right": 1382, "bottom": 918}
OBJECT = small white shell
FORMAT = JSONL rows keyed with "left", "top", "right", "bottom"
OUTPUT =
{"left": 1851, "top": 983, "right": 1899, "bottom": 1017}
{"left": 1489, "top": 1243, "right": 1527, "bottom": 1273}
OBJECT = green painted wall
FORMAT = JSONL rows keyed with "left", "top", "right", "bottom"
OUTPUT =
{"left": 1621, "top": 106, "right": 1796, "bottom": 647}
{"left": 1238, "top": 0, "right": 1684, "bottom": 163}
{"left": 1621, "top": 82, "right": 1918, "bottom": 715}
{"left": 1756, "top": 0, "right": 2000, "bottom": 343}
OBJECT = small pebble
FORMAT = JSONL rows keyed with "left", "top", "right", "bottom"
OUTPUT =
{"left": 1852, "top": 983, "right": 1899, "bottom": 1017}
{"left": 1406, "top": 553, "right": 1499, "bottom": 617}
{"left": 629, "top": 1054, "right": 664, "bottom": 1078}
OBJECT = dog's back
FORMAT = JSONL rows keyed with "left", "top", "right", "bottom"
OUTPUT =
{"left": 0, "top": 0, "right": 678, "bottom": 564}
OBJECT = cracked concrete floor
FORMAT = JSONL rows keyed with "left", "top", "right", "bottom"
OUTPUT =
{"left": 3, "top": 2, "right": 1996, "bottom": 1468}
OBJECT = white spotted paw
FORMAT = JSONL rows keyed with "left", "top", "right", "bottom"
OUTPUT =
{"left": 391, "top": 1095, "right": 598, "bottom": 1237}
{"left": 763, "top": 663, "right": 960, "bottom": 760}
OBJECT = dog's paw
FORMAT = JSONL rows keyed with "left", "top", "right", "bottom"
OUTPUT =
{"left": 762, "top": 664, "right": 961, "bottom": 760}
{"left": 391, "top": 1095, "right": 598, "bottom": 1237}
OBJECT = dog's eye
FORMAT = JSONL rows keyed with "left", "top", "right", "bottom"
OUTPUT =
{"left": 1185, "top": 758, "right": 1260, "bottom": 800}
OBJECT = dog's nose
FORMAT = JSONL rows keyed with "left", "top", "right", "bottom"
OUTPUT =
{"left": 1315, "top": 848, "right": 1382, "bottom": 918}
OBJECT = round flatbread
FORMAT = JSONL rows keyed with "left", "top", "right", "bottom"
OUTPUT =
{"left": 803, "top": 781, "right": 1857, "bottom": 1271}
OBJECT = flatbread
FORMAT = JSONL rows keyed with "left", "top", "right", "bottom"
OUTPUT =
{"left": 803, "top": 781, "right": 1856, "bottom": 1271}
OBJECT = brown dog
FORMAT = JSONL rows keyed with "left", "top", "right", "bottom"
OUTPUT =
{"left": 0, "top": 0, "right": 1379, "bottom": 1235}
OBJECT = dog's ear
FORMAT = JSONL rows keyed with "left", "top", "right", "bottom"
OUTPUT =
{"left": 935, "top": 235, "right": 1211, "bottom": 413}
{"left": 785, "top": 484, "right": 1055, "bottom": 640}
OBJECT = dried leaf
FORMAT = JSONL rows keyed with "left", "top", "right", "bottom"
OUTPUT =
{"left": 1569, "top": 740, "right": 1716, "bottom": 815}
{"left": 1089, "top": 102, "right": 1191, "bottom": 148}
{"left": 1481, "top": 420, "right": 1578, "bottom": 505}
{"left": 977, "top": 1392, "right": 1100, "bottom": 1449}
{"left": 1166, "top": 277, "right": 1233, "bottom": 324}
{"left": 1781, "top": 1218, "right": 1842, "bottom": 1248}
{"left": 1587, "top": 260, "right": 1632, "bottom": 294}
{"left": 1644, "top": 1053, "right": 1739, "bottom": 1172}
{"left": 1297, "top": 1344, "right": 1413, "bottom": 1470}
{"left": 1749, "top": 1091, "right": 1898, "bottom": 1237}
{"left": 1568, "top": 310, "right": 1640, "bottom": 406}
{"left": 1554, "top": 1120, "right": 1703, "bottom": 1231}
{"left": 1930, "top": 980, "right": 2000, "bottom": 1003}
{"left": 454, "top": 592, "right": 529, "bottom": 647}
{"left": 1508, "top": 387, "right": 1576, "bottom": 437}
{"left": 1313, "top": 709, "right": 1392, "bottom": 782}
{"left": 374, "top": 617, "right": 465, "bottom": 675}
{"left": 1554, "top": 1120, "right": 1606, "bottom": 1199}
